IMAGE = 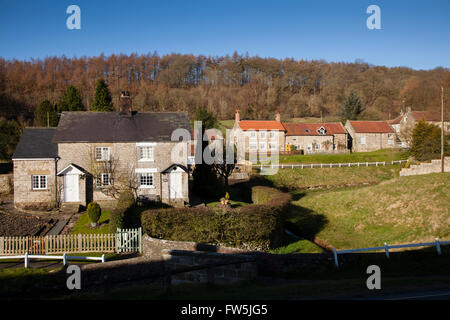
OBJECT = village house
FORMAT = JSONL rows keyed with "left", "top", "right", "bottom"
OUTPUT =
{"left": 388, "top": 107, "right": 450, "bottom": 147}
{"left": 345, "top": 120, "right": 396, "bottom": 152}
{"left": 12, "top": 93, "right": 190, "bottom": 211}
{"left": 283, "top": 122, "right": 348, "bottom": 154}
{"left": 230, "top": 110, "right": 287, "bottom": 154}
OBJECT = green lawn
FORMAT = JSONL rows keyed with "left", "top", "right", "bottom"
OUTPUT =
{"left": 256, "top": 165, "right": 400, "bottom": 191}
{"left": 278, "top": 149, "right": 409, "bottom": 164}
{"left": 70, "top": 210, "right": 111, "bottom": 234}
{"left": 286, "top": 173, "right": 450, "bottom": 250}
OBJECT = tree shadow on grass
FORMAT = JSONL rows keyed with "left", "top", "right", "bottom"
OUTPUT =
{"left": 241, "top": 174, "right": 330, "bottom": 250}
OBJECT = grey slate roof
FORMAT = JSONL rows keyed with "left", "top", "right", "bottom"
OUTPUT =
{"left": 12, "top": 128, "right": 58, "bottom": 159}
{"left": 52, "top": 111, "right": 191, "bottom": 143}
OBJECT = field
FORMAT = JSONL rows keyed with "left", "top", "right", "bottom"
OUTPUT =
{"left": 278, "top": 149, "right": 409, "bottom": 164}
{"left": 285, "top": 173, "right": 450, "bottom": 250}
{"left": 255, "top": 165, "right": 400, "bottom": 191}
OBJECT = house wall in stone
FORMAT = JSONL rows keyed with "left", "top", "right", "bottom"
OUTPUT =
{"left": 345, "top": 123, "right": 396, "bottom": 152}
{"left": 57, "top": 141, "right": 188, "bottom": 206}
{"left": 13, "top": 159, "right": 56, "bottom": 210}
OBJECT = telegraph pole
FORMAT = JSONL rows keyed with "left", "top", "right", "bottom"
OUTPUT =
{"left": 441, "top": 87, "right": 445, "bottom": 173}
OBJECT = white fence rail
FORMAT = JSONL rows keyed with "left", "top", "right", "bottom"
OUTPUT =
{"left": 333, "top": 238, "right": 450, "bottom": 267}
{"left": 0, "top": 228, "right": 142, "bottom": 256}
{"left": 0, "top": 253, "right": 105, "bottom": 268}
{"left": 254, "top": 160, "right": 408, "bottom": 169}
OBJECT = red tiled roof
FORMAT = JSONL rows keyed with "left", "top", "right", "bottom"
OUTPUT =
{"left": 348, "top": 121, "right": 394, "bottom": 133}
{"left": 283, "top": 122, "right": 346, "bottom": 136}
{"left": 238, "top": 120, "right": 286, "bottom": 131}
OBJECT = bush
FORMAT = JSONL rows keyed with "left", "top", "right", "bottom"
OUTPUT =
{"left": 410, "top": 120, "right": 449, "bottom": 161}
{"left": 141, "top": 186, "right": 291, "bottom": 250}
{"left": 87, "top": 202, "right": 101, "bottom": 225}
{"left": 114, "top": 190, "right": 139, "bottom": 229}
{"left": 109, "top": 210, "right": 125, "bottom": 232}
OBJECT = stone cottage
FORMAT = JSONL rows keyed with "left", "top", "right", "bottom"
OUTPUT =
{"left": 12, "top": 94, "right": 191, "bottom": 210}
{"left": 230, "top": 110, "right": 287, "bottom": 154}
{"left": 388, "top": 107, "right": 450, "bottom": 147}
{"left": 283, "top": 122, "right": 347, "bottom": 153}
{"left": 345, "top": 120, "right": 396, "bottom": 152}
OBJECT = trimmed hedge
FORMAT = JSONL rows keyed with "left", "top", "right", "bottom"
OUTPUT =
{"left": 141, "top": 186, "right": 291, "bottom": 250}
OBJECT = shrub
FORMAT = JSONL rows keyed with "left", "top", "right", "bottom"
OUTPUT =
{"left": 87, "top": 202, "right": 101, "bottom": 226}
{"left": 117, "top": 190, "right": 135, "bottom": 211}
{"left": 114, "top": 190, "right": 140, "bottom": 228}
{"left": 109, "top": 210, "right": 125, "bottom": 232}
{"left": 141, "top": 186, "right": 291, "bottom": 250}
{"left": 410, "top": 120, "right": 449, "bottom": 161}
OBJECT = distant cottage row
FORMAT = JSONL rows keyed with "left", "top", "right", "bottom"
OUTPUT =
{"left": 230, "top": 108, "right": 449, "bottom": 154}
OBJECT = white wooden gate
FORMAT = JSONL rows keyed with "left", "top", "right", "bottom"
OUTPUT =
{"left": 116, "top": 227, "right": 142, "bottom": 253}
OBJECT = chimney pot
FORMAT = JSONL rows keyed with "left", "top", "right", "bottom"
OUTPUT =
{"left": 235, "top": 109, "right": 240, "bottom": 122}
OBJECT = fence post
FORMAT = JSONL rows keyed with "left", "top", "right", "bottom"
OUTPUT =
{"left": 101, "top": 254, "right": 106, "bottom": 263}
{"left": 435, "top": 238, "right": 442, "bottom": 255}
{"left": 63, "top": 253, "right": 67, "bottom": 266}
{"left": 384, "top": 243, "right": 390, "bottom": 259}
{"left": 333, "top": 248, "right": 339, "bottom": 267}
{"left": 24, "top": 252, "right": 29, "bottom": 268}
{"left": 366, "top": 162, "right": 368, "bottom": 167}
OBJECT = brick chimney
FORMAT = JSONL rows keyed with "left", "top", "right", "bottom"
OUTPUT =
{"left": 275, "top": 111, "right": 281, "bottom": 122}
{"left": 119, "top": 91, "right": 132, "bottom": 116}
{"left": 235, "top": 109, "right": 240, "bottom": 122}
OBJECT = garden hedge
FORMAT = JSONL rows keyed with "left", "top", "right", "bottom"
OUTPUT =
{"left": 141, "top": 186, "right": 291, "bottom": 250}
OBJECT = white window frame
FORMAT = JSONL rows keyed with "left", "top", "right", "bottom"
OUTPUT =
{"left": 259, "top": 131, "right": 266, "bottom": 139}
{"left": 96, "top": 173, "right": 111, "bottom": 188}
{"left": 269, "top": 142, "right": 277, "bottom": 150}
{"left": 138, "top": 146, "right": 154, "bottom": 162}
{"left": 388, "top": 139, "right": 393, "bottom": 145}
{"left": 259, "top": 142, "right": 267, "bottom": 151}
{"left": 307, "top": 144, "right": 312, "bottom": 152}
{"left": 360, "top": 135, "right": 366, "bottom": 145}
{"left": 32, "top": 175, "right": 47, "bottom": 190}
{"left": 249, "top": 143, "right": 257, "bottom": 151}
{"left": 94, "top": 147, "right": 110, "bottom": 161}
{"left": 315, "top": 143, "right": 321, "bottom": 150}
{"left": 139, "top": 172, "right": 154, "bottom": 189}
{"left": 269, "top": 131, "right": 276, "bottom": 139}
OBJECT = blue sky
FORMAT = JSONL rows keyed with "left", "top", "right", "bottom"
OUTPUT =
{"left": 0, "top": 0, "right": 449, "bottom": 70}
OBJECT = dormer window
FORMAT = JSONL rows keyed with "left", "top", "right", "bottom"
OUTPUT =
{"left": 317, "top": 127, "right": 326, "bottom": 135}
{"left": 305, "top": 129, "right": 310, "bottom": 133}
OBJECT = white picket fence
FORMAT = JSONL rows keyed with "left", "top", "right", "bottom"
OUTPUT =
{"left": 333, "top": 238, "right": 450, "bottom": 267}
{"left": 0, "top": 228, "right": 142, "bottom": 255}
{"left": 254, "top": 159, "right": 408, "bottom": 169}
{"left": 0, "top": 253, "right": 106, "bottom": 268}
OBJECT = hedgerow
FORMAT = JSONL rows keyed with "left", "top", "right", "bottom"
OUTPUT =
{"left": 141, "top": 186, "right": 291, "bottom": 250}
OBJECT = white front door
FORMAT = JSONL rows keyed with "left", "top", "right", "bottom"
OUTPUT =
{"left": 64, "top": 174, "right": 79, "bottom": 202}
{"left": 169, "top": 172, "right": 182, "bottom": 199}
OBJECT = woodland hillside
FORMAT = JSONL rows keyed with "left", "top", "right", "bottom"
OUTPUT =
{"left": 0, "top": 52, "right": 449, "bottom": 124}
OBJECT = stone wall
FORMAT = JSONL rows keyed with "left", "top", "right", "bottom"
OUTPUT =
{"left": 285, "top": 134, "right": 348, "bottom": 153}
{"left": 162, "top": 249, "right": 257, "bottom": 285}
{"left": 0, "top": 174, "right": 12, "bottom": 194}
{"left": 13, "top": 160, "right": 56, "bottom": 210}
{"left": 400, "top": 157, "right": 450, "bottom": 176}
